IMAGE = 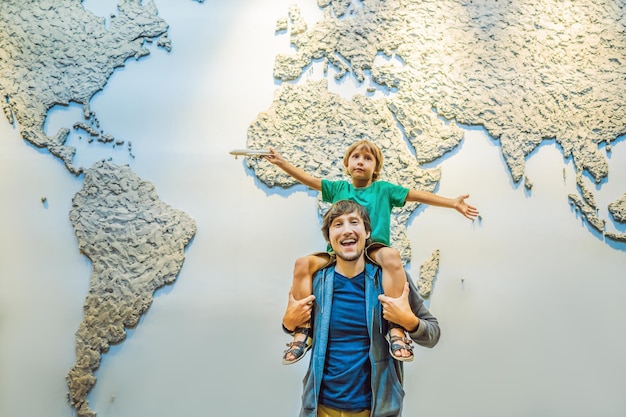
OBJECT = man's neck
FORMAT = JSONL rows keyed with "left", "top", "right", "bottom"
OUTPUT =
{"left": 335, "top": 256, "right": 366, "bottom": 278}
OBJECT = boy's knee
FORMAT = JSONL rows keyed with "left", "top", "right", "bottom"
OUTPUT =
{"left": 294, "top": 254, "right": 329, "bottom": 277}
{"left": 378, "top": 247, "right": 403, "bottom": 269}
{"left": 294, "top": 257, "right": 310, "bottom": 276}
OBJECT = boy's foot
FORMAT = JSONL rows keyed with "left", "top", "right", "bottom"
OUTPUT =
{"left": 386, "top": 328, "right": 414, "bottom": 362}
{"left": 282, "top": 327, "right": 312, "bottom": 365}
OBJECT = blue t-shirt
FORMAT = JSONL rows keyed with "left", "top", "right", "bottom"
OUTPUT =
{"left": 319, "top": 271, "right": 371, "bottom": 411}
{"left": 321, "top": 180, "right": 409, "bottom": 246}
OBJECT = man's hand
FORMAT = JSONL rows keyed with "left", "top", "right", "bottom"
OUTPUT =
{"left": 282, "top": 287, "right": 315, "bottom": 332}
{"left": 378, "top": 282, "right": 419, "bottom": 333}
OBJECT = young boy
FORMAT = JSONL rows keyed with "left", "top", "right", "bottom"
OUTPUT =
{"left": 265, "top": 140, "right": 478, "bottom": 364}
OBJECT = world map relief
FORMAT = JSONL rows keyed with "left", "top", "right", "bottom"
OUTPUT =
{"left": 0, "top": 1, "right": 198, "bottom": 416}
{"left": 0, "top": 0, "right": 171, "bottom": 174}
{"left": 247, "top": 0, "right": 626, "bottom": 248}
{"left": 1, "top": 0, "right": 625, "bottom": 416}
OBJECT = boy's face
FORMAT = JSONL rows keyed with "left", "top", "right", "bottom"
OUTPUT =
{"left": 345, "top": 146, "right": 378, "bottom": 183}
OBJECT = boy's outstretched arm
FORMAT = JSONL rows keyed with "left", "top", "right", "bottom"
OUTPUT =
{"left": 264, "top": 147, "right": 322, "bottom": 191}
{"left": 406, "top": 190, "right": 479, "bottom": 220}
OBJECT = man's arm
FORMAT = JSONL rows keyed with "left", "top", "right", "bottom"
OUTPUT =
{"left": 264, "top": 147, "right": 323, "bottom": 191}
{"left": 379, "top": 282, "right": 419, "bottom": 332}
{"left": 405, "top": 190, "right": 479, "bottom": 221}
{"left": 405, "top": 275, "right": 441, "bottom": 348}
{"left": 282, "top": 287, "right": 316, "bottom": 333}
{"left": 378, "top": 276, "right": 441, "bottom": 348}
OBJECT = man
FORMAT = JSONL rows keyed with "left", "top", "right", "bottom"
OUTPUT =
{"left": 282, "top": 200, "right": 441, "bottom": 417}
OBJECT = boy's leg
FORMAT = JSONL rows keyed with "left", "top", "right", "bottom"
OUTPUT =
{"left": 291, "top": 253, "right": 330, "bottom": 303}
{"left": 283, "top": 253, "right": 331, "bottom": 364}
{"left": 370, "top": 246, "right": 413, "bottom": 361}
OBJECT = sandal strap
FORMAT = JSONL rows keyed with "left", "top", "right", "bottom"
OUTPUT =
{"left": 285, "top": 340, "right": 308, "bottom": 351}
{"left": 389, "top": 334, "right": 413, "bottom": 344}
{"left": 387, "top": 334, "right": 415, "bottom": 359}
{"left": 283, "top": 337, "right": 312, "bottom": 364}
{"left": 293, "top": 326, "right": 311, "bottom": 337}
{"left": 390, "top": 340, "right": 414, "bottom": 354}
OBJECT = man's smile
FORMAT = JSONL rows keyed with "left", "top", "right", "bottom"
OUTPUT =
{"left": 340, "top": 237, "right": 357, "bottom": 247}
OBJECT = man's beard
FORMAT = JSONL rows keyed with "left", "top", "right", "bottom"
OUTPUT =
{"left": 335, "top": 247, "right": 364, "bottom": 262}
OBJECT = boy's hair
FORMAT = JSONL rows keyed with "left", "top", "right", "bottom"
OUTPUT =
{"left": 321, "top": 200, "right": 372, "bottom": 243}
{"left": 342, "top": 140, "right": 384, "bottom": 181}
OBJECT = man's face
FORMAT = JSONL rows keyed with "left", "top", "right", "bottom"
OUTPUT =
{"left": 328, "top": 210, "right": 371, "bottom": 262}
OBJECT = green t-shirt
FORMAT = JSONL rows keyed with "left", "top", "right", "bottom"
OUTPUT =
{"left": 321, "top": 179, "right": 409, "bottom": 246}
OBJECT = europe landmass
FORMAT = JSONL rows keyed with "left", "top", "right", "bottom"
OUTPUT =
{"left": 246, "top": 0, "right": 626, "bottom": 254}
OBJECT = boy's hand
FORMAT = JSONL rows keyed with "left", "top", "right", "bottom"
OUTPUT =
{"left": 262, "top": 147, "right": 323, "bottom": 191}
{"left": 453, "top": 194, "right": 479, "bottom": 220}
{"left": 263, "top": 147, "right": 285, "bottom": 166}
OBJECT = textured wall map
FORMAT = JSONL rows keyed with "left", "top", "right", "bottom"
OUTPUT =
{"left": 0, "top": 0, "right": 172, "bottom": 174}
{"left": 247, "top": 0, "right": 626, "bottom": 247}
{"left": 1, "top": 0, "right": 625, "bottom": 416}
{"left": 0, "top": 1, "right": 198, "bottom": 417}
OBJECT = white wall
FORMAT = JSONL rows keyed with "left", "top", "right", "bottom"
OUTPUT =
{"left": 1, "top": 1, "right": 625, "bottom": 417}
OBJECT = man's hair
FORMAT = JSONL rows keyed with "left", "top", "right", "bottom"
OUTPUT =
{"left": 321, "top": 200, "right": 372, "bottom": 243}
{"left": 342, "top": 139, "right": 384, "bottom": 181}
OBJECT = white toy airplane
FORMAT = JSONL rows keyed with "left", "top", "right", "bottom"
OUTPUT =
{"left": 229, "top": 149, "right": 272, "bottom": 159}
